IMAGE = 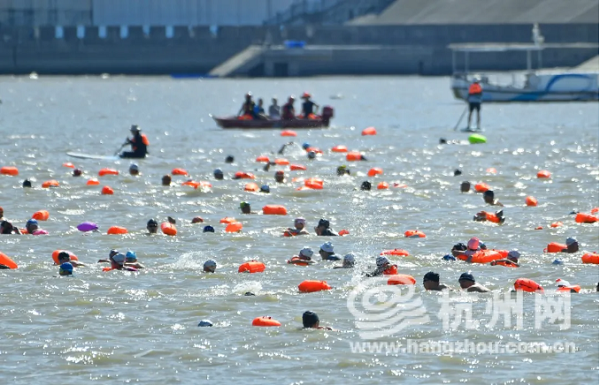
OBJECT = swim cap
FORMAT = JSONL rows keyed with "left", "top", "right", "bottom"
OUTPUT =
{"left": 275, "top": 170, "right": 285, "bottom": 176}
{"left": 22, "top": 179, "right": 32, "bottom": 188}
{"left": 26, "top": 219, "right": 38, "bottom": 227}
{"left": 302, "top": 142, "right": 310, "bottom": 150}
{"left": 507, "top": 250, "right": 520, "bottom": 260}
{"left": 320, "top": 242, "right": 334, "bottom": 253}
{"left": 225, "top": 155, "right": 234, "bottom": 163}
{"left": 240, "top": 202, "right": 250, "bottom": 209}
{"left": 57, "top": 251, "right": 71, "bottom": 262}
{"left": 129, "top": 163, "right": 139, "bottom": 172}
{"left": 191, "top": 216, "right": 204, "bottom": 224}
{"left": 147, "top": 219, "right": 158, "bottom": 227}
{"left": 483, "top": 190, "right": 494, "bottom": 198}
{"left": 203, "top": 259, "right": 217, "bottom": 272}
{"left": 299, "top": 247, "right": 314, "bottom": 258}
{"left": 73, "top": 168, "right": 83, "bottom": 176}
{"left": 361, "top": 181, "right": 372, "bottom": 191}
{"left": 111, "top": 253, "right": 126, "bottom": 265}
{"left": 109, "top": 249, "right": 119, "bottom": 257}
{"left": 197, "top": 320, "right": 213, "bottom": 327}
{"left": 442, "top": 254, "right": 456, "bottom": 261}
{"left": 214, "top": 169, "right": 223, "bottom": 175}
{"left": 302, "top": 311, "right": 319, "bottom": 328}
{"left": 294, "top": 217, "right": 306, "bottom": 225}
{"left": 454, "top": 169, "right": 462, "bottom": 176}
{"left": 467, "top": 237, "right": 480, "bottom": 250}
{"left": 125, "top": 251, "right": 137, "bottom": 262}
{"left": 307, "top": 151, "right": 316, "bottom": 159}
{"left": 376, "top": 256, "right": 389, "bottom": 267}
{"left": 343, "top": 253, "right": 355, "bottom": 266}
{"left": 566, "top": 237, "right": 578, "bottom": 246}
{"left": 552, "top": 259, "right": 563, "bottom": 265}
{"left": 59, "top": 262, "right": 73, "bottom": 275}
{"left": 317, "top": 219, "right": 330, "bottom": 228}
{"left": 260, "top": 185, "right": 270, "bottom": 193}
{"left": 423, "top": 271, "right": 440, "bottom": 283}
{"left": 458, "top": 272, "right": 475, "bottom": 282}
{"left": 203, "top": 225, "right": 215, "bottom": 233}
{"left": 555, "top": 278, "right": 570, "bottom": 287}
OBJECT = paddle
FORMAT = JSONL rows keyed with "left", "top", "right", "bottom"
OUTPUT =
{"left": 114, "top": 142, "right": 128, "bottom": 156}
{"left": 453, "top": 105, "right": 469, "bottom": 131}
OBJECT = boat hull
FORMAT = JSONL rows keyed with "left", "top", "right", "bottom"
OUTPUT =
{"left": 213, "top": 116, "right": 328, "bottom": 129}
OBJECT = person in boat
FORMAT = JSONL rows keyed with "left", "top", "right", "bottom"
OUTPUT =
{"left": 284, "top": 217, "right": 310, "bottom": 236}
{"left": 466, "top": 78, "right": 483, "bottom": 129}
{"left": 281, "top": 96, "right": 296, "bottom": 121}
{"left": 121, "top": 125, "right": 149, "bottom": 159}
{"left": 269, "top": 98, "right": 281, "bottom": 119}
{"left": 300, "top": 92, "right": 319, "bottom": 119}
{"left": 238, "top": 93, "right": 256, "bottom": 119}
{"left": 253, "top": 98, "right": 268, "bottom": 120}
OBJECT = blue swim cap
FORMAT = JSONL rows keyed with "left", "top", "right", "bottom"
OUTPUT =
{"left": 260, "top": 184, "right": 270, "bottom": 193}
{"left": 26, "top": 219, "right": 38, "bottom": 226}
{"left": 442, "top": 254, "right": 456, "bottom": 261}
{"left": 59, "top": 262, "right": 73, "bottom": 275}
{"left": 198, "top": 320, "right": 213, "bottom": 327}
{"left": 126, "top": 250, "right": 137, "bottom": 262}
{"left": 552, "top": 259, "right": 564, "bottom": 265}
{"left": 203, "top": 225, "right": 215, "bottom": 233}
{"left": 302, "top": 142, "right": 310, "bottom": 149}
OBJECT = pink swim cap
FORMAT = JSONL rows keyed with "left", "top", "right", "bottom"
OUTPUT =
{"left": 467, "top": 237, "right": 480, "bottom": 250}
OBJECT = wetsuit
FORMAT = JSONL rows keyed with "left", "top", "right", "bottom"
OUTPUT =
{"left": 121, "top": 132, "right": 149, "bottom": 159}
{"left": 319, "top": 228, "right": 337, "bottom": 236}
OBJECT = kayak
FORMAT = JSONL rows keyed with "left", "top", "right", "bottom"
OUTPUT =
{"left": 212, "top": 116, "right": 329, "bottom": 129}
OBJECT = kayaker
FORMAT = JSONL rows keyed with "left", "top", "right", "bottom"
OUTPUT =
{"left": 238, "top": 93, "right": 256, "bottom": 119}
{"left": 467, "top": 78, "right": 483, "bottom": 129}
{"left": 121, "top": 125, "right": 149, "bottom": 159}
{"left": 268, "top": 98, "right": 280, "bottom": 119}
{"left": 301, "top": 92, "right": 319, "bottom": 119}
{"left": 281, "top": 96, "right": 296, "bottom": 121}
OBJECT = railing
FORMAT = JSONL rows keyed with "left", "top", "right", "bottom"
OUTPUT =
{"left": 265, "top": 0, "right": 345, "bottom": 25}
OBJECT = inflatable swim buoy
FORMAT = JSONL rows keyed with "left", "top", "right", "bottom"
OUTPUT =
{"left": 404, "top": 230, "right": 426, "bottom": 238}
{"left": 362, "top": 126, "right": 377, "bottom": 136}
{"left": 575, "top": 213, "right": 598, "bottom": 223}
{"left": 274, "top": 158, "right": 290, "bottom": 166}
{"left": 537, "top": 170, "right": 551, "bottom": 179}
{"left": 331, "top": 145, "right": 348, "bottom": 153}
{"left": 338, "top": 229, "right": 350, "bottom": 236}
{"left": 490, "top": 260, "right": 519, "bottom": 268}
{"left": 288, "top": 256, "right": 310, "bottom": 266}
{"left": 0, "top": 166, "right": 18, "bottom": 176}
{"left": 220, "top": 217, "right": 236, "bottom": 224}
{"left": 238, "top": 260, "right": 265, "bottom": 273}
{"left": 557, "top": 285, "right": 581, "bottom": 293}
{"left": 101, "top": 186, "right": 114, "bottom": 195}
{"left": 161, "top": 222, "right": 177, "bottom": 236}
{"left": 367, "top": 168, "right": 383, "bottom": 177}
{"left": 0, "top": 252, "right": 18, "bottom": 269}
{"left": 582, "top": 253, "right": 599, "bottom": 264}
{"left": 290, "top": 164, "right": 307, "bottom": 171}
{"left": 346, "top": 152, "right": 364, "bottom": 161}
{"left": 380, "top": 249, "right": 409, "bottom": 257}
{"left": 41, "top": 180, "right": 59, "bottom": 188}
{"left": 545, "top": 242, "right": 567, "bottom": 253}
{"left": 468, "top": 134, "right": 487, "bottom": 144}
{"left": 62, "top": 162, "right": 75, "bottom": 168}
{"left": 255, "top": 155, "right": 270, "bottom": 163}
{"left": 244, "top": 182, "right": 260, "bottom": 192}
{"left": 32, "top": 210, "right": 50, "bottom": 221}
{"left": 252, "top": 316, "right": 281, "bottom": 327}
{"left": 525, "top": 196, "right": 538, "bottom": 207}
{"left": 77, "top": 222, "right": 98, "bottom": 232}
{"left": 98, "top": 168, "right": 119, "bottom": 176}
{"left": 234, "top": 171, "right": 255, "bottom": 180}
{"left": 298, "top": 280, "right": 331, "bottom": 293}
{"left": 305, "top": 147, "right": 323, "bottom": 154}
{"left": 458, "top": 250, "right": 503, "bottom": 264}
{"left": 550, "top": 221, "right": 563, "bottom": 228}
{"left": 280, "top": 130, "right": 297, "bottom": 137}
{"left": 107, "top": 226, "right": 128, "bottom": 235}
{"left": 262, "top": 205, "right": 287, "bottom": 215}
{"left": 514, "top": 278, "right": 544, "bottom": 293}
{"left": 182, "top": 181, "right": 200, "bottom": 189}
{"left": 383, "top": 265, "right": 398, "bottom": 275}
{"left": 86, "top": 178, "right": 100, "bottom": 185}
{"left": 377, "top": 182, "right": 389, "bottom": 190}
{"left": 225, "top": 222, "right": 243, "bottom": 233}
{"left": 592, "top": 207, "right": 599, "bottom": 214}
{"left": 51, "top": 250, "right": 78, "bottom": 265}
{"left": 486, "top": 167, "right": 497, "bottom": 174}
{"left": 387, "top": 274, "right": 416, "bottom": 285}
{"left": 172, "top": 168, "right": 188, "bottom": 176}
{"left": 474, "top": 182, "right": 490, "bottom": 193}
{"left": 304, "top": 178, "right": 324, "bottom": 190}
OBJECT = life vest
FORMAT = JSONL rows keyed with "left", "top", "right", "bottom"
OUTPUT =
{"left": 243, "top": 101, "right": 255, "bottom": 115}
{"left": 131, "top": 134, "right": 150, "bottom": 152}
{"left": 382, "top": 265, "right": 398, "bottom": 275}
{"left": 468, "top": 83, "right": 482, "bottom": 95}
{"left": 287, "top": 256, "right": 310, "bottom": 266}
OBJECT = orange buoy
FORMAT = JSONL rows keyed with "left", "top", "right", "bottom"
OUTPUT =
{"left": 525, "top": 196, "right": 538, "bottom": 207}
{"left": 238, "top": 260, "right": 265, "bottom": 273}
{"left": 387, "top": 274, "right": 416, "bottom": 285}
{"left": 298, "top": 280, "right": 331, "bottom": 293}
{"left": 172, "top": 168, "right": 188, "bottom": 176}
{"left": 225, "top": 222, "right": 243, "bottom": 233}
{"left": 101, "top": 186, "right": 114, "bottom": 195}
{"left": 86, "top": 178, "right": 100, "bottom": 185}
{"left": 404, "top": 230, "right": 426, "bottom": 238}
{"left": 244, "top": 182, "right": 260, "bottom": 192}
{"left": 98, "top": 168, "right": 119, "bottom": 176}
{"left": 490, "top": 260, "right": 519, "bottom": 268}
{"left": 550, "top": 221, "right": 563, "bottom": 228}
{"left": 305, "top": 147, "right": 323, "bottom": 154}
{"left": 380, "top": 249, "right": 409, "bottom": 257}
{"left": 32, "top": 210, "right": 50, "bottom": 221}
{"left": 0, "top": 166, "right": 19, "bottom": 176}
{"left": 582, "top": 253, "right": 599, "bottom": 264}
{"left": 367, "top": 167, "right": 383, "bottom": 177}
{"left": 220, "top": 217, "right": 236, "bottom": 224}
{"left": 383, "top": 265, "right": 398, "bottom": 275}
{"left": 51, "top": 250, "right": 78, "bottom": 264}
{"left": 290, "top": 164, "right": 307, "bottom": 171}
{"left": 274, "top": 158, "right": 290, "bottom": 166}
{"left": 41, "top": 180, "right": 59, "bottom": 188}
{"left": 474, "top": 182, "right": 490, "bottom": 193}
{"left": 280, "top": 130, "right": 297, "bottom": 137}
{"left": 255, "top": 155, "right": 270, "bottom": 163}
{"left": 557, "top": 285, "right": 581, "bottom": 293}
{"left": 234, "top": 171, "right": 255, "bottom": 180}
{"left": 331, "top": 145, "right": 348, "bottom": 153}
{"left": 377, "top": 182, "right": 389, "bottom": 190}
{"left": 107, "top": 226, "right": 127, "bottom": 235}
{"left": 252, "top": 316, "right": 281, "bottom": 327}
{"left": 537, "top": 170, "right": 551, "bottom": 179}
{"left": 346, "top": 151, "right": 364, "bottom": 161}
{"left": 182, "top": 180, "right": 200, "bottom": 189}
{"left": 362, "top": 126, "right": 377, "bottom": 136}
{"left": 545, "top": 242, "right": 567, "bottom": 253}
{"left": 304, "top": 177, "right": 324, "bottom": 190}
{"left": 591, "top": 207, "right": 599, "bottom": 214}
{"left": 62, "top": 162, "right": 75, "bottom": 168}
{"left": 514, "top": 278, "right": 544, "bottom": 293}
{"left": 161, "top": 222, "right": 177, "bottom": 236}
{"left": 457, "top": 250, "right": 503, "bottom": 264}
{"left": 338, "top": 229, "right": 350, "bottom": 236}
{"left": 575, "top": 213, "right": 598, "bottom": 223}
{"left": 535, "top": 226, "right": 543, "bottom": 230}
{"left": 262, "top": 205, "right": 287, "bottom": 215}
{"left": 0, "top": 252, "right": 18, "bottom": 269}
{"left": 486, "top": 167, "right": 497, "bottom": 174}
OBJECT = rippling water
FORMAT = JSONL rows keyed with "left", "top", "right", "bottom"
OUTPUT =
{"left": 0, "top": 75, "right": 598, "bottom": 384}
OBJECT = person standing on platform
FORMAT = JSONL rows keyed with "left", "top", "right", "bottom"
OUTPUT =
{"left": 467, "top": 78, "right": 483, "bottom": 130}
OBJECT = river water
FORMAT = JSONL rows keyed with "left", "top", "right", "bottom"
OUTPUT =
{"left": 0, "top": 75, "right": 598, "bottom": 384}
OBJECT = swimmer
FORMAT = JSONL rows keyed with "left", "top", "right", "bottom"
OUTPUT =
{"left": 0, "top": 220, "right": 20, "bottom": 234}
{"left": 240, "top": 201, "right": 256, "bottom": 214}
{"left": 319, "top": 241, "right": 340, "bottom": 261}
{"left": 563, "top": 237, "right": 579, "bottom": 253}
{"left": 314, "top": 219, "right": 337, "bottom": 236}
{"left": 490, "top": 250, "right": 521, "bottom": 267}
{"left": 162, "top": 175, "right": 172, "bottom": 186}
{"left": 360, "top": 181, "right": 371, "bottom": 191}
{"left": 57, "top": 251, "right": 86, "bottom": 268}
{"left": 365, "top": 256, "right": 394, "bottom": 277}
{"left": 454, "top": 169, "right": 462, "bottom": 176}
{"left": 129, "top": 163, "right": 140, "bottom": 176}
{"left": 59, "top": 262, "right": 74, "bottom": 276}
{"left": 423, "top": 271, "right": 451, "bottom": 291}
{"left": 147, "top": 219, "right": 159, "bottom": 234}
{"left": 451, "top": 242, "right": 467, "bottom": 258}
{"left": 473, "top": 209, "right": 505, "bottom": 224}
{"left": 462, "top": 237, "right": 481, "bottom": 262}
{"left": 284, "top": 217, "right": 310, "bottom": 236}
{"left": 98, "top": 249, "right": 119, "bottom": 264}
{"left": 225, "top": 155, "right": 234, "bottom": 164}
{"left": 25, "top": 219, "right": 47, "bottom": 235}
{"left": 288, "top": 247, "right": 315, "bottom": 265}
{"left": 556, "top": 279, "right": 578, "bottom": 293}
{"left": 214, "top": 169, "right": 224, "bottom": 180}
{"left": 22, "top": 179, "right": 32, "bottom": 188}
{"left": 73, "top": 168, "right": 83, "bottom": 177}
{"left": 275, "top": 171, "right": 285, "bottom": 183}
{"left": 203, "top": 259, "right": 217, "bottom": 273}
{"left": 192, "top": 216, "right": 204, "bottom": 224}
{"left": 277, "top": 141, "right": 294, "bottom": 155}
{"left": 460, "top": 181, "right": 471, "bottom": 193}
{"left": 307, "top": 151, "right": 316, "bottom": 160}
{"left": 302, "top": 311, "right": 332, "bottom": 330}
{"left": 125, "top": 251, "right": 144, "bottom": 269}
{"left": 483, "top": 190, "right": 503, "bottom": 206}
{"left": 260, "top": 185, "right": 270, "bottom": 193}
{"left": 203, "top": 225, "right": 215, "bottom": 233}
{"left": 168, "top": 216, "right": 176, "bottom": 225}
{"left": 334, "top": 253, "right": 355, "bottom": 269}
{"left": 104, "top": 252, "right": 137, "bottom": 271}
{"left": 337, "top": 165, "right": 351, "bottom": 176}
{"left": 458, "top": 272, "right": 490, "bottom": 292}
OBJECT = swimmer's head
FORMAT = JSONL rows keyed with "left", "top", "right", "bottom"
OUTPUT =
{"left": 555, "top": 278, "right": 570, "bottom": 288}
{"left": 214, "top": 169, "right": 224, "bottom": 180}
{"left": 483, "top": 190, "right": 495, "bottom": 204}
{"left": 302, "top": 311, "right": 319, "bottom": 328}
{"left": 423, "top": 271, "right": 440, "bottom": 290}
{"left": 203, "top": 225, "right": 215, "bottom": 233}
{"left": 240, "top": 201, "right": 251, "bottom": 213}
{"left": 442, "top": 254, "right": 456, "bottom": 261}
{"left": 162, "top": 175, "right": 172, "bottom": 186}
{"left": 507, "top": 250, "right": 520, "bottom": 262}
{"left": 460, "top": 181, "right": 471, "bottom": 193}
{"left": 294, "top": 217, "right": 306, "bottom": 230}
{"left": 454, "top": 169, "right": 462, "bottom": 176}
{"left": 22, "top": 179, "right": 32, "bottom": 188}
{"left": 260, "top": 184, "right": 270, "bottom": 193}
{"left": 147, "top": 219, "right": 159, "bottom": 233}
{"left": 203, "top": 259, "right": 217, "bottom": 273}
{"left": 337, "top": 165, "right": 350, "bottom": 176}
{"left": 343, "top": 253, "right": 355, "bottom": 268}
{"left": 125, "top": 250, "right": 137, "bottom": 262}
{"left": 26, "top": 218, "right": 38, "bottom": 232}
{"left": 225, "top": 155, "right": 234, "bottom": 164}
{"left": 458, "top": 272, "right": 475, "bottom": 289}
{"left": 302, "top": 142, "right": 310, "bottom": 150}
{"left": 59, "top": 262, "right": 73, "bottom": 276}
{"left": 320, "top": 241, "right": 334, "bottom": 255}
{"left": 197, "top": 320, "right": 213, "bottom": 327}
{"left": 73, "top": 168, "right": 83, "bottom": 177}
{"left": 299, "top": 247, "right": 313, "bottom": 259}
{"left": 376, "top": 256, "right": 390, "bottom": 268}
{"left": 111, "top": 253, "right": 126, "bottom": 266}
{"left": 275, "top": 171, "right": 285, "bottom": 183}
{"left": 57, "top": 251, "right": 71, "bottom": 263}
{"left": 109, "top": 249, "right": 119, "bottom": 258}
{"left": 361, "top": 181, "right": 371, "bottom": 191}
{"left": 307, "top": 151, "right": 316, "bottom": 159}
{"left": 192, "top": 216, "right": 204, "bottom": 224}
{"left": 129, "top": 163, "right": 139, "bottom": 176}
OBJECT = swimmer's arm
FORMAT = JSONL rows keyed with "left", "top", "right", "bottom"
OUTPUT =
{"left": 126, "top": 262, "right": 144, "bottom": 269}
{"left": 71, "top": 261, "right": 86, "bottom": 267}
{"left": 298, "top": 230, "right": 310, "bottom": 235}
{"left": 97, "top": 259, "right": 109, "bottom": 263}
{"left": 466, "top": 286, "right": 489, "bottom": 293}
